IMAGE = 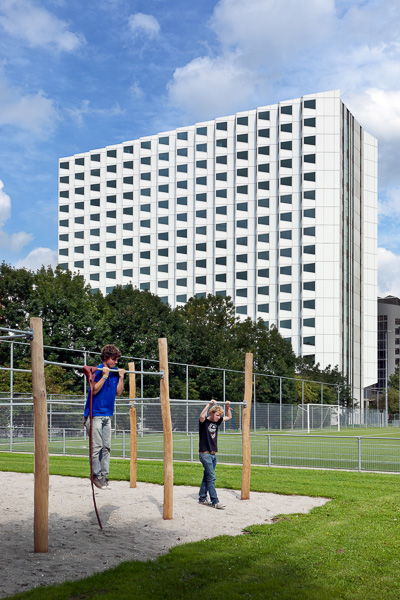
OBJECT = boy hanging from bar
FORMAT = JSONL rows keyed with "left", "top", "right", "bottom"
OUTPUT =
{"left": 198, "top": 399, "right": 231, "bottom": 509}
{"left": 84, "top": 344, "right": 125, "bottom": 489}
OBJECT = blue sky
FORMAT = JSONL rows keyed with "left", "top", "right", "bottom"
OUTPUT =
{"left": 1, "top": 0, "right": 400, "bottom": 296}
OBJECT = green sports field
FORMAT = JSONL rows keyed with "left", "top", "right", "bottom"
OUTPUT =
{"left": 2, "top": 426, "right": 400, "bottom": 473}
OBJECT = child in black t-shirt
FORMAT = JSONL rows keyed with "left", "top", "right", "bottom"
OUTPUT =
{"left": 198, "top": 399, "right": 232, "bottom": 509}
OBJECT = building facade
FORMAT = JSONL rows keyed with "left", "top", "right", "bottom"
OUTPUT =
{"left": 58, "top": 90, "right": 378, "bottom": 392}
{"left": 377, "top": 296, "right": 400, "bottom": 390}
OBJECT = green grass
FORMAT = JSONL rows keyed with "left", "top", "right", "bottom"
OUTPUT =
{"left": 2, "top": 453, "right": 400, "bottom": 599}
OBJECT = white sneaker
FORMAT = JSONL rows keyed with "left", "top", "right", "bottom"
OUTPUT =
{"left": 93, "top": 477, "right": 107, "bottom": 490}
{"left": 212, "top": 502, "right": 226, "bottom": 510}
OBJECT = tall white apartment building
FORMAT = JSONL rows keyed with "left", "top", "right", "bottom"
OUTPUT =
{"left": 58, "top": 90, "right": 378, "bottom": 392}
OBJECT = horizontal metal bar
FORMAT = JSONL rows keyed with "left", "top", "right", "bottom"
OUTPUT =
{"left": 43, "top": 360, "right": 164, "bottom": 378}
{"left": 0, "top": 366, "right": 32, "bottom": 373}
{"left": 133, "top": 399, "right": 246, "bottom": 406}
{"left": 0, "top": 326, "right": 34, "bottom": 340}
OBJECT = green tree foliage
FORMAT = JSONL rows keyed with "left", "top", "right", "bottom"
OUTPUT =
{"left": 295, "top": 357, "right": 352, "bottom": 406}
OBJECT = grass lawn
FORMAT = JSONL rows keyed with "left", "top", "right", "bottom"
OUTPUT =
{"left": 1, "top": 452, "right": 400, "bottom": 599}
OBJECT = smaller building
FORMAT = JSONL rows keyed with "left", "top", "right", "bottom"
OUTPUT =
{"left": 377, "top": 295, "right": 400, "bottom": 389}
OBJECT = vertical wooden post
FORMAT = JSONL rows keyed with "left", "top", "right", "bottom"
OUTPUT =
{"left": 158, "top": 337, "right": 173, "bottom": 520}
{"left": 241, "top": 352, "right": 253, "bottom": 500}
{"left": 30, "top": 317, "right": 49, "bottom": 552}
{"left": 129, "top": 362, "right": 137, "bottom": 488}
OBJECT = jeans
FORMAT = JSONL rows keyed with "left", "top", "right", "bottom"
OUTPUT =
{"left": 199, "top": 452, "right": 219, "bottom": 504}
{"left": 85, "top": 416, "right": 111, "bottom": 479}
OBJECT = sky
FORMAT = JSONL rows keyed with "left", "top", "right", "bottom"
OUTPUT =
{"left": 0, "top": 0, "right": 400, "bottom": 296}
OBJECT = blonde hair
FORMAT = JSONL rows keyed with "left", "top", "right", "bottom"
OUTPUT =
{"left": 209, "top": 405, "right": 224, "bottom": 416}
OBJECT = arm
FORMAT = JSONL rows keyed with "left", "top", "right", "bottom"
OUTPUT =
{"left": 223, "top": 401, "right": 232, "bottom": 421}
{"left": 93, "top": 366, "right": 110, "bottom": 395}
{"left": 200, "top": 398, "right": 216, "bottom": 422}
{"left": 116, "top": 368, "right": 125, "bottom": 396}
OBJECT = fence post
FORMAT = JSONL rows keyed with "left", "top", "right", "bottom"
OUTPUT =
{"left": 129, "top": 362, "right": 137, "bottom": 488}
{"left": 358, "top": 437, "right": 362, "bottom": 472}
{"left": 10, "top": 342, "right": 13, "bottom": 452}
{"left": 159, "top": 338, "right": 173, "bottom": 520}
{"left": 63, "top": 428, "right": 66, "bottom": 455}
{"left": 122, "top": 430, "right": 125, "bottom": 459}
{"left": 190, "top": 432, "right": 193, "bottom": 462}
{"left": 241, "top": 352, "right": 253, "bottom": 500}
{"left": 30, "top": 317, "right": 49, "bottom": 553}
{"left": 253, "top": 374, "right": 256, "bottom": 432}
{"left": 279, "top": 378, "right": 282, "bottom": 431}
{"left": 268, "top": 434, "right": 271, "bottom": 466}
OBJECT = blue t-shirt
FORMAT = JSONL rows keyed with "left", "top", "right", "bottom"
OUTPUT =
{"left": 84, "top": 363, "right": 119, "bottom": 418}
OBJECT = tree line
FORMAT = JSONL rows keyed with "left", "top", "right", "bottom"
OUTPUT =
{"left": 0, "top": 262, "right": 351, "bottom": 405}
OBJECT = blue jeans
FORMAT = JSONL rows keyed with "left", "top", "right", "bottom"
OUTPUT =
{"left": 199, "top": 452, "right": 219, "bottom": 504}
{"left": 85, "top": 416, "right": 111, "bottom": 479}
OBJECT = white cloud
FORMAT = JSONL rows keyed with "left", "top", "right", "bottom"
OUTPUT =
{"left": 66, "top": 100, "right": 124, "bottom": 126}
{"left": 345, "top": 88, "right": 400, "bottom": 141}
{"left": 0, "top": 179, "right": 33, "bottom": 251}
{"left": 378, "top": 247, "right": 400, "bottom": 298}
{"left": 128, "top": 13, "right": 160, "bottom": 39}
{"left": 15, "top": 247, "right": 58, "bottom": 271}
{"left": 379, "top": 188, "right": 400, "bottom": 220}
{"left": 0, "top": 80, "right": 58, "bottom": 135}
{"left": 0, "top": 0, "right": 85, "bottom": 52}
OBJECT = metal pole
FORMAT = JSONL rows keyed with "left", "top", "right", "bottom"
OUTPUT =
{"left": 186, "top": 364, "right": 189, "bottom": 401}
{"left": 10, "top": 342, "right": 13, "bottom": 452}
{"left": 279, "top": 377, "right": 282, "bottom": 431}
{"left": 385, "top": 331, "right": 389, "bottom": 427}
{"left": 302, "top": 380, "right": 304, "bottom": 429}
{"left": 84, "top": 351, "right": 87, "bottom": 399}
{"left": 223, "top": 369, "right": 226, "bottom": 404}
{"left": 253, "top": 374, "right": 256, "bottom": 432}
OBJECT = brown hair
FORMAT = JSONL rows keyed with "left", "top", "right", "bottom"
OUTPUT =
{"left": 209, "top": 405, "right": 224, "bottom": 416}
{"left": 100, "top": 344, "right": 122, "bottom": 361}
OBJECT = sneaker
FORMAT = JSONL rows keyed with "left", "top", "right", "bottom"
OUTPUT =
{"left": 93, "top": 477, "right": 107, "bottom": 490}
{"left": 198, "top": 499, "right": 212, "bottom": 506}
{"left": 212, "top": 502, "right": 226, "bottom": 510}
{"left": 103, "top": 478, "right": 111, "bottom": 489}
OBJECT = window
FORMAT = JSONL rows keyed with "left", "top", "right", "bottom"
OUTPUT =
{"left": 60, "top": 191, "right": 69, "bottom": 198}
{"left": 196, "top": 176, "right": 207, "bottom": 185}
{"left": 304, "top": 190, "right": 315, "bottom": 200}
{"left": 280, "top": 105, "right": 292, "bottom": 115}
{"left": 159, "top": 136, "right": 169, "bottom": 145}
{"left": 237, "top": 237, "right": 247, "bottom": 246}
{"left": 196, "top": 276, "right": 206, "bottom": 285}
{"left": 59, "top": 233, "right": 69, "bottom": 241}
{"left": 159, "top": 152, "right": 169, "bottom": 161}
{"left": 280, "top": 284, "right": 292, "bottom": 293}
{"left": 304, "top": 227, "right": 315, "bottom": 236}
{"left": 107, "top": 210, "right": 116, "bottom": 218}
{"left": 91, "top": 168, "right": 100, "bottom": 176}
{"left": 280, "top": 123, "right": 292, "bottom": 133}
{"left": 158, "top": 281, "right": 168, "bottom": 289}
{"left": 237, "top": 219, "right": 248, "bottom": 228}
{"left": 158, "top": 216, "right": 169, "bottom": 225}
{"left": 237, "top": 116, "right": 248, "bottom": 126}
{"left": 304, "top": 208, "right": 316, "bottom": 218}
{"left": 196, "top": 209, "right": 207, "bottom": 218}
{"left": 141, "top": 156, "right": 151, "bottom": 165}
{"left": 60, "top": 161, "right": 69, "bottom": 169}
{"left": 303, "top": 318, "right": 315, "bottom": 327}
{"left": 304, "top": 154, "right": 316, "bottom": 163}
{"left": 258, "top": 286, "right": 269, "bottom": 295}
{"left": 106, "top": 225, "right": 116, "bottom": 233}
{"left": 106, "top": 256, "right": 116, "bottom": 264}
{"left": 303, "top": 336, "right": 315, "bottom": 346}
{"left": 236, "top": 254, "right": 248, "bottom": 263}
{"left": 304, "top": 172, "right": 316, "bottom": 182}
{"left": 91, "top": 228, "right": 100, "bottom": 236}
{"left": 280, "top": 159, "right": 292, "bottom": 168}
{"left": 107, "top": 149, "right": 117, "bottom": 158}
{"left": 236, "top": 272, "right": 248, "bottom": 280}
{"left": 216, "top": 155, "right": 227, "bottom": 164}
{"left": 216, "top": 189, "right": 227, "bottom": 198}
{"left": 304, "top": 245, "right": 315, "bottom": 254}
{"left": 141, "top": 140, "right": 151, "bottom": 149}
{"left": 216, "top": 172, "right": 227, "bottom": 181}
{"left": 75, "top": 187, "right": 84, "bottom": 194}
{"left": 158, "top": 184, "right": 169, "bottom": 193}
{"left": 123, "top": 207, "right": 133, "bottom": 215}
{"left": 304, "top": 136, "right": 316, "bottom": 145}
{"left": 141, "top": 188, "right": 151, "bottom": 196}
{"left": 158, "top": 264, "right": 168, "bottom": 273}
{"left": 177, "top": 148, "right": 188, "bottom": 157}
{"left": 280, "top": 320, "right": 292, "bottom": 329}
{"left": 196, "top": 143, "right": 207, "bottom": 152}
{"left": 280, "top": 266, "right": 292, "bottom": 275}
{"left": 258, "top": 146, "right": 270, "bottom": 155}
{"left": 303, "top": 263, "right": 315, "bottom": 273}
{"left": 304, "top": 117, "right": 316, "bottom": 127}
{"left": 75, "top": 216, "right": 84, "bottom": 225}
{"left": 177, "top": 294, "right": 187, "bottom": 302}
{"left": 90, "top": 258, "right": 99, "bottom": 266}
{"left": 237, "top": 133, "right": 248, "bottom": 143}
{"left": 258, "top": 304, "right": 269, "bottom": 313}
{"left": 258, "top": 251, "right": 269, "bottom": 260}
{"left": 216, "top": 139, "right": 227, "bottom": 148}
{"left": 196, "top": 259, "right": 207, "bottom": 268}
{"left": 60, "top": 175, "right": 69, "bottom": 184}
{"left": 280, "top": 141, "right": 292, "bottom": 151}
{"left": 216, "top": 206, "right": 227, "bottom": 215}
{"left": 237, "top": 185, "right": 248, "bottom": 194}
{"left": 177, "top": 180, "right": 187, "bottom": 189}
{"left": 216, "top": 240, "right": 227, "bottom": 249}
{"left": 177, "top": 246, "right": 188, "bottom": 254}
{"left": 196, "top": 126, "right": 207, "bottom": 136}
{"left": 123, "top": 145, "right": 133, "bottom": 154}
{"left": 177, "top": 164, "right": 187, "bottom": 173}
{"left": 280, "top": 194, "right": 292, "bottom": 204}
{"left": 258, "top": 111, "right": 270, "bottom": 120}
{"left": 258, "top": 268, "right": 269, "bottom": 278}
{"left": 258, "top": 163, "right": 269, "bottom": 173}
{"left": 177, "top": 196, "right": 187, "bottom": 205}
{"left": 141, "top": 204, "right": 150, "bottom": 212}
{"left": 238, "top": 202, "right": 248, "bottom": 211}
{"left": 123, "top": 238, "right": 133, "bottom": 246}
{"left": 59, "top": 248, "right": 68, "bottom": 256}
{"left": 140, "top": 283, "right": 150, "bottom": 290}
{"left": 158, "top": 232, "right": 168, "bottom": 241}
{"left": 216, "top": 223, "right": 227, "bottom": 232}
{"left": 177, "top": 131, "right": 188, "bottom": 140}
{"left": 159, "top": 168, "right": 169, "bottom": 177}
{"left": 303, "top": 299, "right": 315, "bottom": 309}
{"left": 304, "top": 99, "right": 316, "bottom": 109}
{"left": 196, "top": 243, "right": 206, "bottom": 252}
{"left": 216, "top": 256, "right": 226, "bottom": 265}
{"left": 236, "top": 306, "right": 247, "bottom": 315}
{"left": 196, "top": 226, "right": 207, "bottom": 235}
{"left": 107, "top": 165, "right": 116, "bottom": 173}
{"left": 60, "top": 205, "right": 69, "bottom": 213}
{"left": 125, "top": 253, "right": 134, "bottom": 260}
{"left": 123, "top": 223, "right": 133, "bottom": 230}
{"left": 124, "top": 191, "right": 133, "bottom": 200}
{"left": 258, "top": 216, "right": 269, "bottom": 225}
{"left": 159, "top": 200, "right": 169, "bottom": 209}
{"left": 303, "top": 281, "right": 315, "bottom": 291}
{"left": 258, "top": 128, "right": 270, "bottom": 138}
{"left": 237, "top": 168, "right": 248, "bottom": 178}
{"left": 177, "top": 262, "right": 187, "bottom": 270}
{"left": 91, "top": 198, "right": 101, "bottom": 206}
{"left": 196, "top": 193, "right": 207, "bottom": 202}
{"left": 237, "top": 150, "right": 248, "bottom": 159}
{"left": 75, "top": 246, "right": 84, "bottom": 254}
{"left": 90, "top": 243, "right": 100, "bottom": 251}
{"left": 280, "top": 212, "right": 292, "bottom": 222}
{"left": 140, "top": 235, "right": 150, "bottom": 243}
{"left": 75, "top": 157, "right": 84, "bottom": 166}
{"left": 237, "top": 289, "right": 247, "bottom": 297}
{"left": 280, "top": 248, "right": 292, "bottom": 257}
{"left": 216, "top": 121, "right": 227, "bottom": 130}
{"left": 258, "top": 181, "right": 269, "bottom": 190}
{"left": 280, "top": 302, "right": 291, "bottom": 311}
{"left": 159, "top": 248, "right": 168, "bottom": 256}
{"left": 177, "top": 229, "right": 187, "bottom": 238}
{"left": 90, "top": 273, "right": 99, "bottom": 281}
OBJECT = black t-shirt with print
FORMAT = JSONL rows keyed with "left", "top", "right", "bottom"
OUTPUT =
{"left": 199, "top": 416, "right": 223, "bottom": 453}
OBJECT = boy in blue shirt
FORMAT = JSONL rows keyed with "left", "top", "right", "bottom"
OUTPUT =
{"left": 84, "top": 345, "right": 125, "bottom": 489}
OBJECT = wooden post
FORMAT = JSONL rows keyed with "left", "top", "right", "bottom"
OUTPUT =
{"left": 129, "top": 362, "right": 137, "bottom": 488}
{"left": 241, "top": 352, "right": 253, "bottom": 500}
{"left": 158, "top": 337, "right": 173, "bottom": 520}
{"left": 30, "top": 317, "right": 49, "bottom": 552}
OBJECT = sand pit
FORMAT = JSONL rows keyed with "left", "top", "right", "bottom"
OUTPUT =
{"left": 1, "top": 472, "right": 329, "bottom": 598}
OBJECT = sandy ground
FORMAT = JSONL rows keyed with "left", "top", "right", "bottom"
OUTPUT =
{"left": 1, "top": 472, "right": 329, "bottom": 598}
